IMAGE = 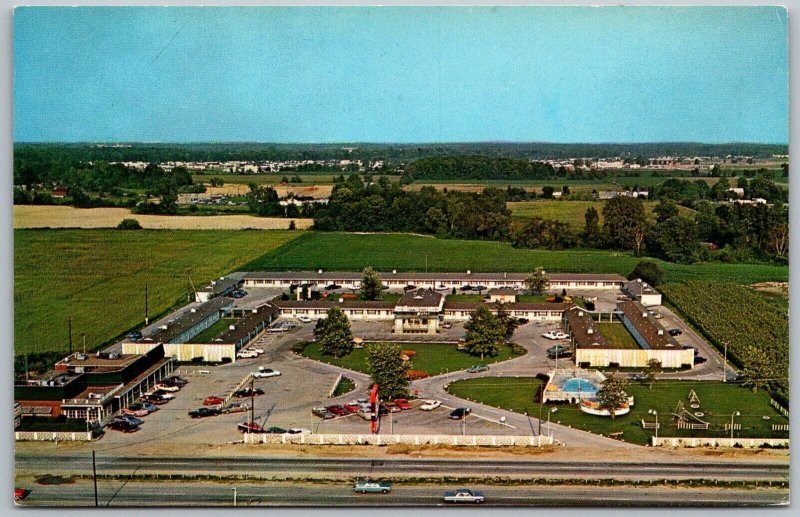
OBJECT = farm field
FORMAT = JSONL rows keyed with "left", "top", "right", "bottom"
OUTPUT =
{"left": 598, "top": 323, "right": 640, "bottom": 350}
{"left": 446, "top": 378, "right": 789, "bottom": 445}
{"left": 660, "top": 282, "right": 789, "bottom": 400}
{"left": 508, "top": 200, "right": 695, "bottom": 228}
{"left": 246, "top": 232, "right": 789, "bottom": 285}
{"left": 14, "top": 229, "right": 301, "bottom": 356}
{"left": 299, "top": 342, "right": 518, "bottom": 377}
{"left": 13, "top": 205, "right": 313, "bottom": 230}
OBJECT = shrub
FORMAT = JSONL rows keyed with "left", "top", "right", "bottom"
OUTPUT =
{"left": 190, "top": 356, "right": 205, "bottom": 363}
{"left": 400, "top": 350, "right": 417, "bottom": 358}
{"left": 117, "top": 218, "right": 142, "bottom": 230}
{"left": 406, "top": 370, "right": 429, "bottom": 380}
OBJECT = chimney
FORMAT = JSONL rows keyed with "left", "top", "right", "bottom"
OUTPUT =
{"left": 587, "top": 328, "right": 593, "bottom": 334}
{"left": 338, "top": 298, "right": 344, "bottom": 303}
{"left": 658, "top": 329, "right": 664, "bottom": 336}
{"left": 642, "top": 312, "right": 648, "bottom": 318}
{"left": 467, "top": 270, "right": 471, "bottom": 275}
{"left": 392, "top": 270, "right": 397, "bottom": 274}
{"left": 252, "top": 309, "right": 258, "bottom": 314}
{"left": 318, "top": 269, "right": 323, "bottom": 274}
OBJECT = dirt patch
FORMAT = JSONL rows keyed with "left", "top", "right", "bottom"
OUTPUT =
{"left": 204, "top": 184, "right": 332, "bottom": 198}
{"left": 386, "top": 443, "right": 558, "bottom": 456}
{"left": 35, "top": 475, "right": 75, "bottom": 485}
{"left": 750, "top": 282, "right": 788, "bottom": 296}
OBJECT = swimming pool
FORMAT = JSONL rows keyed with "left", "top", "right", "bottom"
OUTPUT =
{"left": 562, "top": 378, "right": 599, "bottom": 393}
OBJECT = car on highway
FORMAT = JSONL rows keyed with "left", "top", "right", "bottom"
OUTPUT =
{"left": 237, "top": 349, "right": 261, "bottom": 358}
{"left": 542, "top": 331, "right": 569, "bottom": 340}
{"left": 204, "top": 396, "right": 225, "bottom": 406}
{"left": 253, "top": 367, "right": 281, "bottom": 378}
{"left": 122, "top": 407, "right": 149, "bottom": 417}
{"left": 113, "top": 415, "right": 143, "bottom": 426}
{"left": 221, "top": 402, "right": 250, "bottom": 414}
{"left": 14, "top": 488, "right": 30, "bottom": 502}
{"left": 297, "top": 315, "right": 312, "bottom": 323}
{"left": 312, "top": 407, "right": 335, "bottom": 419}
{"left": 449, "top": 408, "right": 471, "bottom": 420}
{"left": 237, "top": 422, "right": 265, "bottom": 433}
{"left": 443, "top": 488, "right": 485, "bottom": 504}
{"left": 286, "top": 428, "right": 311, "bottom": 434}
{"left": 354, "top": 480, "right": 392, "bottom": 494}
{"left": 466, "top": 365, "right": 489, "bottom": 374}
{"left": 189, "top": 407, "right": 221, "bottom": 418}
{"left": 393, "top": 399, "right": 413, "bottom": 410}
{"left": 419, "top": 400, "right": 442, "bottom": 411}
{"left": 107, "top": 420, "right": 139, "bottom": 433}
{"left": 668, "top": 328, "right": 683, "bottom": 336}
{"left": 234, "top": 387, "right": 265, "bottom": 398}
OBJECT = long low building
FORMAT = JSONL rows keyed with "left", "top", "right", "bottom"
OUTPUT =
{"left": 242, "top": 271, "right": 626, "bottom": 291}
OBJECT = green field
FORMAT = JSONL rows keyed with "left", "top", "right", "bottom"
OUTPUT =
{"left": 188, "top": 318, "right": 237, "bottom": 344}
{"left": 446, "top": 378, "right": 788, "bottom": 445}
{"left": 598, "top": 323, "right": 640, "bottom": 350}
{"left": 300, "top": 342, "right": 518, "bottom": 377}
{"left": 14, "top": 229, "right": 301, "bottom": 356}
{"left": 508, "top": 200, "right": 695, "bottom": 228}
{"left": 445, "top": 294, "right": 484, "bottom": 302}
{"left": 245, "top": 232, "right": 788, "bottom": 285}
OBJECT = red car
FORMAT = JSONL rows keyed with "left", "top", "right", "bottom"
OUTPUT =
{"left": 383, "top": 402, "right": 401, "bottom": 413}
{"left": 14, "top": 488, "right": 29, "bottom": 502}
{"left": 237, "top": 422, "right": 264, "bottom": 433}
{"left": 325, "top": 405, "right": 349, "bottom": 416}
{"left": 203, "top": 396, "right": 224, "bottom": 406}
{"left": 393, "top": 399, "right": 413, "bottom": 410}
{"left": 343, "top": 403, "right": 361, "bottom": 414}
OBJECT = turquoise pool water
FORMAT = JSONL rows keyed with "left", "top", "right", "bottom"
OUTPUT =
{"left": 562, "top": 378, "right": 599, "bottom": 393}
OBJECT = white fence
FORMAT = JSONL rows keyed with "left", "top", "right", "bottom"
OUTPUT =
{"left": 244, "top": 433, "right": 554, "bottom": 447}
{"left": 771, "top": 424, "right": 790, "bottom": 432}
{"left": 771, "top": 399, "right": 789, "bottom": 418}
{"left": 329, "top": 374, "right": 343, "bottom": 398}
{"left": 652, "top": 437, "right": 789, "bottom": 448}
{"left": 15, "top": 431, "right": 93, "bottom": 442}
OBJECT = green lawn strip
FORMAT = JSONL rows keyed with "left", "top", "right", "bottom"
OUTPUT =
{"left": 188, "top": 318, "right": 237, "bottom": 344}
{"left": 445, "top": 294, "right": 484, "bottom": 302}
{"left": 597, "top": 322, "right": 641, "bottom": 350}
{"left": 300, "top": 341, "right": 519, "bottom": 377}
{"left": 245, "top": 232, "right": 787, "bottom": 285}
{"left": 446, "top": 378, "right": 787, "bottom": 445}
{"left": 14, "top": 229, "right": 301, "bottom": 356}
{"left": 332, "top": 376, "right": 356, "bottom": 397}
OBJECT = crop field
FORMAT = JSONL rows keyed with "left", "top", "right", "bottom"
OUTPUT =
{"left": 14, "top": 205, "right": 313, "bottom": 230}
{"left": 660, "top": 282, "right": 789, "bottom": 399}
{"left": 508, "top": 200, "right": 695, "bottom": 228}
{"left": 14, "top": 229, "right": 301, "bottom": 356}
{"left": 597, "top": 323, "right": 640, "bottom": 350}
{"left": 247, "top": 232, "right": 789, "bottom": 285}
{"left": 447, "top": 378, "right": 788, "bottom": 445}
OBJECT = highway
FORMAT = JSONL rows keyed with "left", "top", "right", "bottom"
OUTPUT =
{"left": 18, "top": 480, "right": 789, "bottom": 507}
{"left": 15, "top": 455, "right": 790, "bottom": 482}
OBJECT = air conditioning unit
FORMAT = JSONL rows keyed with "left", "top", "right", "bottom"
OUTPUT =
{"left": 229, "top": 325, "right": 236, "bottom": 331}
{"left": 108, "top": 353, "right": 120, "bottom": 360}
{"left": 587, "top": 328, "right": 594, "bottom": 334}
{"left": 642, "top": 312, "right": 648, "bottom": 318}
{"left": 191, "top": 308, "right": 197, "bottom": 313}
{"left": 658, "top": 329, "right": 664, "bottom": 335}
{"left": 160, "top": 325, "right": 168, "bottom": 330}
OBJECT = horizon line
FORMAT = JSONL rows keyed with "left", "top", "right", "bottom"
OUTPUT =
{"left": 13, "top": 140, "right": 790, "bottom": 147}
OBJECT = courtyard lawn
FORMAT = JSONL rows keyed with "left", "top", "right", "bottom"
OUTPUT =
{"left": 188, "top": 318, "right": 237, "bottom": 344}
{"left": 321, "top": 292, "right": 402, "bottom": 303}
{"left": 14, "top": 229, "right": 301, "bottom": 357}
{"left": 245, "top": 232, "right": 788, "bottom": 285}
{"left": 597, "top": 322, "right": 641, "bottom": 350}
{"left": 445, "top": 294, "right": 484, "bottom": 302}
{"left": 446, "top": 378, "right": 789, "bottom": 446}
{"left": 300, "top": 341, "right": 519, "bottom": 377}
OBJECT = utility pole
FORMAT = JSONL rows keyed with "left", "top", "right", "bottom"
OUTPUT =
{"left": 145, "top": 284, "right": 149, "bottom": 325}
{"left": 82, "top": 333, "right": 87, "bottom": 355}
{"left": 538, "top": 404, "right": 542, "bottom": 436}
{"left": 68, "top": 317, "right": 73, "bottom": 355}
{"left": 24, "top": 353, "right": 29, "bottom": 383}
{"left": 92, "top": 450, "right": 99, "bottom": 507}
{"left": 723, "top": 341, "right": 728, "bottom": 382}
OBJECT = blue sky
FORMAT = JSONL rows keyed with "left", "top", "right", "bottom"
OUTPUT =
{"left": 14, "top": 6, "right": 788, "bottom": 143}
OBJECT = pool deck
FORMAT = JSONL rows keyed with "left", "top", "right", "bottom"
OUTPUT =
{"left": 543, "top": 368, "right": 607, "bottom": 403}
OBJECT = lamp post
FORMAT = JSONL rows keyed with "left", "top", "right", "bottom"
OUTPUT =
{"left": 231, "top": 487, "right": 238, "bottom": 507}
{"left": 648, "top": 409, "right": 659, "bottom": 440}
{"left": 548, "top": 407, "right": 557, "bottom": 437}
{"left": 730, "top": 411, "right": 740, "bottom": 440}
{"left": 722, "top": 341, "right": 728, "bottom": 382}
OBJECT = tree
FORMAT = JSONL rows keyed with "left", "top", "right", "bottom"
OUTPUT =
{"left": 596, "top": 374, "right": 629, "bottom": 419}
{"left": 117, "top": 218, "right": 142, "bottom": 230}
{"left": 525, "top": 267, "right": 550, "bottom": 295}
{"left": 561, "top": 185, "right": 571, "bottom": 196}
{"left": 643, "top": 358, "right": 661, "bottom": 390}
{"left": 366, "top": 343, "right": 410, "bottom": 399}
{"left": 740, "top": 345, "right": 773, "bottom": 393}
{"left": 647, "top": 216, "right": 700, "bottom": 264}
{"left": 582, "top": 207, "right": 602, "bottom": 247}
{"left": 541, "top": 186, "right": 554, "bottom": 199}
{"left": 360, "top": 267, "right": 382, "bottom": 301}
{"left": 602, "top": 196, "right": 649, "bottom": 255}
{"left": 628, "top": 260, "right": 665, "bottom": 286}
{"left": 768, "top": 223, "right": 789, "bottom": 259}
{"left": 653, "top": 199, "right": 679, "bottom": 223}
{"left": 209, "top": 177, "right": 225, "bottom": 187}
{"left": 314, "top": 307, "right": 353, "bottom": 358}
{"left": 495, "top": 303, "right": 518, "bottom": 340}
{"left": 463, "top": 305, "right": 506, "bottom": 359}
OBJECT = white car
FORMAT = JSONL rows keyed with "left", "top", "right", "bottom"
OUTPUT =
{"left": 297, "top": 316, "right": 312, "bottom": 323}
{"left": 253, "top": 368, "right": 281, "bottom": 378}
{"left": 248, "top": 348, "right": 265, "bottom": 354}
{"left": 151, "top": 392, "right": 175, "bottom": 400}
{"left": 419, "top": 400, "right": 442, "bottom": 411}
{"left": 542, "top": 331, "right": 567, "bottom": 340}
{"left": 153, "top": 384, "right": 180, "bottom": 392}
{"left": 237, "top": 350, "right": 260, "bottom": 359}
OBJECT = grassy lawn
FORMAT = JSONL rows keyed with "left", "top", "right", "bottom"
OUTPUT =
{"left": 446, "top": 378, "right": 788, "bottom": 445}
{"left": 332, "top": 376, "right": 356, "bottom": 397}
{"left": 300, "top": 341, "right": 520, "bottom": 377}
{"left": 508, "top": 200, "right": 694, "bottom": 228}
{"left": 14, "top": 229, "right": 301, "bottom": 357}
{"left": 445, "top": 294, "right": 484, "bottom": 302}
{"left": 597, "top": 323, "right": 641, "bottom": 350}
{"left": 245, "top": 232, "right": 788, "bottom": 285}
{"left": 188, "top": 318, "right": 237, "bottom": 343}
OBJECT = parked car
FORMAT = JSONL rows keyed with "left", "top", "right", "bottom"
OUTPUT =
{"left": 113, "top": 415, "right": 143, "bottom": 426}
{"left": 312, "top": 407, "right": 335, "bottom": 419}
{"left": 166, "top": 376, "right": 188, "bottom": 386}
{"left": 383, "top": 402, "right": 401, "bottom": 413}
{"left": 419, "top": 400, "right": 442, "bottom": 411}
{"left": 542, "top": 331, "right": 569, "bottom": 340}
{"left": 297, "top": 315, "right": 312, "bottom": 323}
{"left": 354, "top": 480, "right": 392, "bottom": 494}
{"left": 460, "top": 285, "right": 473, "bottom": 291}
{"left": 143, "top": 395, "right": 169, "bottom": 405}
{"left": 449, "top": 408, "right": 471, "bottom": 420}
{"left": 344, "top": 403, "right": 362, "bottom": 414}
{"left": 668, "top": 328, "right": 683, "bottom": 336}
{"left": 122, "top": 407, "right": 149, "bottom": 417}
{"left": 695, "top": 356, "right": 707, "bottom": 364}
{"left": 253, "top": 368, "right": 281, "bottom": 378}
{"left": 286, "top": 428, "right": 311, "bottom": 434}
{"left": 517, "top": 318, "right": 529, "bottom": 325}
{"left": 189, "top": 407, "right": 220, "bottom": 418}
{"left": 442, "top": 322, "right": 453, "bottom": 329}
{"left": 234, "top": 388, "right": 265, "bottom": 398}
{"left": 237, "top": 422, "right": 265, "bottom": 433}
{"left": 159, "top": 378, "right": 185, "bottom": 388}
{"left": 237, "top": 349, "right": 260, "bottom": 358}
{"left": 377, "top": 404, "right": 390, "bottom": 417}
{"left": 326, "top": 405, "right": 349, "bottom": 416}
{"left": 231, "top": 289, "right": 247, "bottom": 299}
{"left": 154, "top": 383, "right": 180, "bottom": 392}
{"left": 129, "top": 402, "right": 157, "bottom": 413}
{"left": 152, "top": 391, "right": 176, "bottom": 399}
{"left": 265, "top": 426, "right": 288, "bottom": 434}
{"left": 443, "top": 488, "right": 485, "bottom": 504}
{"left": 466, "top": 365, "right": 489, "bottom": 374}
{"left": 126, "top": 331, "right": 143, "bottom": 341}
{"left": 204, "top": 396, "right": 224, "bottom": 406}
{"left": 107, "top": 420, "right": 139, "bottom": 433}
{"left": 221, "top": 402, "right": 250, "bottom": 414}
{"left": 393, "top": 399, "right": 413, "bottom": 410}
{"left": 247, "top": 347, "right": 265, "bottom": 354}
